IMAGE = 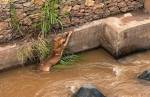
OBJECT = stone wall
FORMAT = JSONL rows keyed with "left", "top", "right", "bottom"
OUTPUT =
{"left": 61, "top": 0, "right": 143, "bottom": 27}
{"left": 0, "top": 0, "right": 41, "bottom": 43}
{"left": 0, "top": 0, "right": 144, "bottom": 43}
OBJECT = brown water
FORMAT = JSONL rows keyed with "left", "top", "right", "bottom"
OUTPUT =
{"left": 0, "top": 49, "right": 150, "bottom": 97}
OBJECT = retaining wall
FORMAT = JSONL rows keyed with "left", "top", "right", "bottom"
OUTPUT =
{"left": 1, "top": 10, "right": 150, "bottom": 70}
{"left": 0, "top": 0, "right": 144, "bottom": 43}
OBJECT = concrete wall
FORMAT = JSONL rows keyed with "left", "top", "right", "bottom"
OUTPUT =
{"left": 1, "top": 10, "right": 150, "bottom": 70}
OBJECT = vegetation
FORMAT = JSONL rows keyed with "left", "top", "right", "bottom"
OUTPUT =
{"left": 10, "top": 1, "right": 23, "bottom": 36}
{"left": 17, "top": 0, "right": 79, "bottom": 66}
{"left": 54, "top": 54, "right": 81, "bottom": 69}
{"left": 17, "top": 44, "right": 34, "bottom": 63}
{"left": 32, "top": 38, "right": 51, "bottom": 61}
{"left": 17, "top": 0, "right": 61, "bottom": 63}
{"left": 17, "top": 38, "right": 51, "bottom": 63}
{"left": 59, "top": 54, "right": 80, "bottom": 65}
{"left": 41, "top": 0, "right": 62, "bottom": 37}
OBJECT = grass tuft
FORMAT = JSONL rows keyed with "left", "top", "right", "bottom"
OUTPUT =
{"left": 32, "top": 38, "right": 51, "bottom": 61}
{"left": 41, "top": 0, "right": 62, "bottom": 37}
{"left": 54, "top": 54, "right": 81, "bottom": 69}
{"left": 17, "top": 44, "right": 33, "bottom": 63}
{"left": 59, "top": 54, "right": 80, "bottom": 65}
{"left": 10, "top": 1, "right": 23, "bottom": 35}
{"left": 17, "top": 38, "right": 51, "bottom": 63}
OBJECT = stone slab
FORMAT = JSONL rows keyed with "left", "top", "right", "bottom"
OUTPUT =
{"left": 67, "top": 20, "right": 102, "bottom": 53}
{"left": 101, "top": 11, "right": 150, "bottom": 57}
{"left": 0, "top": 44, "right": 22, "bottom": 70}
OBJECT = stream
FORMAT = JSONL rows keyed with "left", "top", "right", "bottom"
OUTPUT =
{"left": 0, "top": 49, "right": 150, "bottom": 97}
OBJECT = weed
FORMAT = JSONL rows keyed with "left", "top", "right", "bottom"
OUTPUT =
{"left": 41, "top": 0, "right": 63, "bottom": 37}
{"left": 54, "top": 54, "right": 81, "bottom": 69}
{"left": 17, "top": 38, "right": 51, "bottom": 63}
{"left": 17, "top": 43, "right": 33, "bottom": 63}
{"left": 17, "top": 0, "right": 66, "bottom": 65}
{"left": 32, "top": 38, "right": 51, "bottom": 61}
{"left": 60, "top": 54, "right": 80, "bottom": 65}
{"left": 10, "top": 1, "right": 23, "bottom": 35}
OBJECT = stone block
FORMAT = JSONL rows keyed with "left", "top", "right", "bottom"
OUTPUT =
{"left": 67, "top": 20, "right": 103, "bottom": 53}
{"left": 101, "top": 11, "right": 150, "bottom": 57}
{"left": 0, "top": 44, "right": 22, "bottom": 70}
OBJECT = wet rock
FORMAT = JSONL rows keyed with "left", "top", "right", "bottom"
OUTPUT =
{"left": 138, "top": 70, "right": 150, "bottom": 81}
{"left": 72, "top": 84, "right": 105, "bottom": 97}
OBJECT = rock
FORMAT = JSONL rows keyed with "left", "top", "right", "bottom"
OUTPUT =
{"left": 23, "top": 2, "right": 32, "bottom": 7}
{"left": 120, "top": 7, "right": 128, "bottom": 12}
{"left": 0, "top": 22, "right": 9, "bottom": 31}
{"left": 144, "top": 0, "right": 150, "bottom": 13}
{"left": 0, "top": 0, "right": 9, "bottom": 4}
{"left": 138, "top": 70, "right": 150, "bottom": 81}
{"left": 22, "top": 17, "right": 32, "bottom": 25}
{"left": 85, "top": 0, "right": 95, "bottom": 7}
{"left": 61, "top": 5, "right": 72, "bottom": 14}
{"left": 93, "top": 4, "right": 104, "bottom": 10}
{"left": 14, "top": 3, "right": 24, "bottom": 9}
{"left": 72, "top": 5, "right": 80, "bottom": 11}
{"left": 109, "top": 6, "right": 120, "bottom": 13}
{"left": 0, "top": 29, "right": 12, "bottom": 43}
{"left": 31, "top": 0, "right": 45, "bottom": 5}
{"left": 16, "top": 9, "right": 26, "bottom": 20}
{"left": 117, "top": 1, "right": 127, "bottom": 8}
{"left": 72, "top": 84, "right": 105, "bottom": 97}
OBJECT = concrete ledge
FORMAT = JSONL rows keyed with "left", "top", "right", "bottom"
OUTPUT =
{"left": 101, "top": 11, "right": 150, "bottom": 57}
{"left": 67, "top": 20, "right": 103, "bottom": 53}
{"left": 0, "top": 44, "right": 22, "bottom": 70}
{"left": 1, "top": 10, "right": 150, "bottom": 70}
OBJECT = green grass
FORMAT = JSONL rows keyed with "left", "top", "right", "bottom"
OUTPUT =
{"left": 41, "top": 0, "right": 63, "bottom": 37}
{"left": 17, "top": 0, "right": 62, "bottom": 63}
{"left": 17, "top": 0, "right": 77, "bottom": 67}
{"left": 54, "top": 54, "right": 81, "bottom": 69}
{"left": 10, "top": 2, "right": 23, "bottom": 35}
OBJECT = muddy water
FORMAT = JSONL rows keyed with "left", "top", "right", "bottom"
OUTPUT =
{"left": 0, "top": 49, "right": 150, "bottom": 97}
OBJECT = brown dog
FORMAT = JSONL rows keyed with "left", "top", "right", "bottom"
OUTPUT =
{"left": 39, "top": 31, "right": 73, "bottom": 71}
